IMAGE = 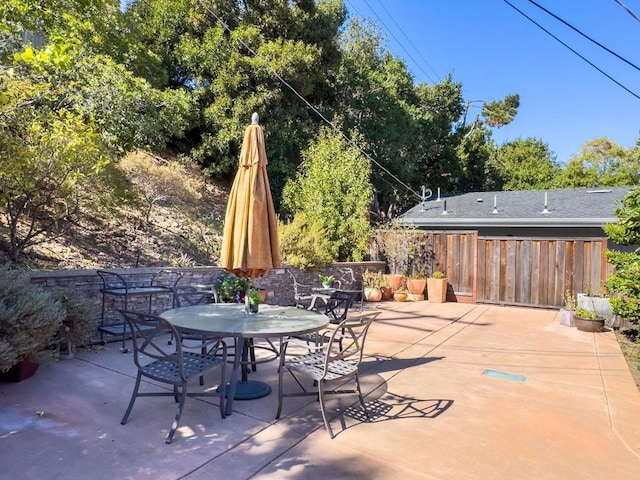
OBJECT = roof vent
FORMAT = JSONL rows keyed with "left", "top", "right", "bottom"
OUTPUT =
{"left": 441, "top": 199, "right": 448, "bottom": 215}
{"left": 542, "top": 192, "right": 549, "bottom": 214}
{"left": 492, "top": 195, "right": 498, "bottom": 214}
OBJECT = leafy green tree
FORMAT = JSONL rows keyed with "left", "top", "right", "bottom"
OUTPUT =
{"left": 282, "top": 126, "right": 372, "bottom": 261}
{"left": 605, "top": 188, "right": 640, "bottom": 328}
{"left": 0, "top": 2, "right": 196, "bottom": 261}
{"left": 556, "top": 137, "right": 639, "bottom": 188}
{"left": 488, "top": 137, "right": 560, "bottom": 191}
{"left": 127, "top": 0, "right": 347, "bottom": 208}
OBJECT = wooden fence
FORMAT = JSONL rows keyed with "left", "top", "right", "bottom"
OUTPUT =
{"left": 377, "top": 231, "right": 610, "bottom": 308}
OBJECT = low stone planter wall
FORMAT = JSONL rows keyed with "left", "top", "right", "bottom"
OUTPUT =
{"left": 28, "top": 261, "right": 385, "bottom": 345}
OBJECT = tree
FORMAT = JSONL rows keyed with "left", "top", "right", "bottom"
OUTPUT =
{"left": 488, "top": 137, "right": 560, "bottom": 191}
{"left": 556, "top": 137, "right": 639, "bottom": 188}
{"left": 127, "top": 0, "right": 347, "bottom": 208}
{"left": 605, "top": 188, "right": 640, "bottom": 328}
{"left": 282, "top": 126, "right": 372, "bottom": 261}
{"left": 0, "top": 1, "right": 196, "bottom": 261}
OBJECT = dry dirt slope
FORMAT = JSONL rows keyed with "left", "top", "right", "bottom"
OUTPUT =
{"left": 10, "top": 151, "right": 231, "bottom": 270}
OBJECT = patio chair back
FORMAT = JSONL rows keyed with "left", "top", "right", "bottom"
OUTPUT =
{"left": 321, "top": 290, "right": 358, "bottom": 324}
{"left": 289, "top": 270, "right": 315, "bottom": 308}
{"left": 276, "top": 310, "right": 381, "bottom": 438}
{"left": 119, "top": 310, "right": 227, "bottom": 444}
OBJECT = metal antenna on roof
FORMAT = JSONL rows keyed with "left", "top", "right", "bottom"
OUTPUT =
{"left": 420, "top": 185, "right": 433, "bottom": 211}
{"left": 492, "top": 195, "right": 498, "bottom": 214}
{"left": 542, "top": 191, "right": 549, "bottom": 214}
{"left": 441, "top": 199, "right": 448, "bottom": 215}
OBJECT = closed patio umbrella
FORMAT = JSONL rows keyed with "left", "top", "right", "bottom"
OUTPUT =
{"left": 218, "top": 112, "right": 281, "bottom": 399}
{"left": 220, "top": 112, "right": 281, "bottom": 296}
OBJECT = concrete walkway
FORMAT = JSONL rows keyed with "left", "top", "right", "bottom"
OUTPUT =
{"left": 2, "top": 302, "right": 640, "bottom": 479}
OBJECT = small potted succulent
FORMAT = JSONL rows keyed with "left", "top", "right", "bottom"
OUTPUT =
{"left": 319, "top": 274, "right": 335, "bottom": 289}
{"left": 393, "top": 286, "right": 408, "bottom": 302}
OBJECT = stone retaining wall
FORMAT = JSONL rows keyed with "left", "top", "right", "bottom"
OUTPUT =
{"left": 28, "top": 262, "right": 385, "bottom": 345}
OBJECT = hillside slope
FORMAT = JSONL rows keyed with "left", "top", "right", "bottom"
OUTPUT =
{"left": 7, "top": 151, "right": 231, "bottom": 270}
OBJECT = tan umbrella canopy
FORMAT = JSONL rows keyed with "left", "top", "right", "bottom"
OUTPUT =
{"left": 220, "top": 112, "right": 281, "bottom": 287}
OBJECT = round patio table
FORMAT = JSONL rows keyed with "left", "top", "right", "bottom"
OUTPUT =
{"left": 159, "top": 303, "right": 329, "bottom": 415}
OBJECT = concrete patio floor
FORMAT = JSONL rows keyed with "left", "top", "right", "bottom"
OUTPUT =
{"left": 2, "top": 302, "right": 640, "bottom": 479}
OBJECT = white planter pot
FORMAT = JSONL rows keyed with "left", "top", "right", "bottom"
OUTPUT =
{"left": 559, "top": 308, "right": 575, "bottom": 327}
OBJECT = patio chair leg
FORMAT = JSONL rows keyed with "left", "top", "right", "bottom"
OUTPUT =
{"left": 121, "top": 372, "right": 142, "bottom": 425}
{"left": 355, "top": 373, "right": 369, "bottom": 418}
{"left": 318, "top": 381, "right": 335, "bottom": 439}
{"left": 167, "top": 383, "right": 188, "bottom": 444}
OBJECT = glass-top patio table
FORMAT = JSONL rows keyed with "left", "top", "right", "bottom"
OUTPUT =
{"left": 159, "top": 303, "right": 329, "bottom": 415}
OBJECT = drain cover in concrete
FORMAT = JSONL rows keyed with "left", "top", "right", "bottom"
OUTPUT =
{"left": 482, "top": 369, "right": 526, "bottom": 382}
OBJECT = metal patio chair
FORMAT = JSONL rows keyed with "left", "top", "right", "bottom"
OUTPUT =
{"left": 119, "top": 310, "right": 227, "bottom": 444}
{"left": 276, "top": 310, "right": 380, "bottom": 438}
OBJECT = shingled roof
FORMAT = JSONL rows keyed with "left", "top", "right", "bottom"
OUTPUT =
{"left": 399, "top": 186, "right": 635, "bottom": 228}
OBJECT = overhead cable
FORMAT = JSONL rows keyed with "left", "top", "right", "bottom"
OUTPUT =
{"left": 526, "top": 0, "right": 640, "bottom": 73}
{"left": 612, "top": 0, "right": 640, "bottom": 24}
{"left": 503, "top": 0, "right": 640, "bottom": 101}
{"left": 364, "top": 0, "right": 440, "bottom": 83}
{"left": 196, "top": 0, "right": 423, "bottom": 201}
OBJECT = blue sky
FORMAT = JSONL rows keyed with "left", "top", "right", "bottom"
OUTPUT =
{"left": 345, "top": 0, "right": 640, "bottom": 164}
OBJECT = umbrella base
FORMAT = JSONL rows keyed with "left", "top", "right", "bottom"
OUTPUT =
{"left": 218, "top": 380, "right": 272, "bottom": 400}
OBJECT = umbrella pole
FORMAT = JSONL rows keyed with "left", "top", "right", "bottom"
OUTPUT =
{"left": 245, "top": 281, "right": 251, "bottom": 315}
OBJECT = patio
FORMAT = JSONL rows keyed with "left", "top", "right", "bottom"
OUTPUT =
{"left": 2, "top": 301, "right": 640, "bottom": 479}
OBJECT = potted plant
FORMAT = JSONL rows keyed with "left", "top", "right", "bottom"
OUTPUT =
{"left": 406, "top": 270, "right": 427, "bottom": 301}
{"left": 380, "top": 276, "right": 393, "bottom": 300}
{"left": 375, "top": 219, "right": 418, "bottom": 292}
{"left": 559, "top": 290, "right": 576, "bottom": 327}
{"left": 52, "top": 289, "right": 99, "bottom": 359}
{"left": 248, "top": 289, "right": 263, "bottom": 314}
{"left": 393, "top": 286, "right": 408, "bottom": 302}
{"left": 0, "top": 268, "right": 65, "bottom": 381}
{"left": 574, "top": 307, "right": 605, "bottom": 332}
{"left": 214, "top": 272, "right": 249, "bottom": 303}
{"left": 426, "top": 271, "right": 448, "bottom": 303}
{"left": 577, "top": 284, "right": 613, "bottom": 327}
{"left": 362, "top": 269, "right": 383, "bottom": 302}
{"left": 319, "top": 274, "right": 335, "bottom": 289}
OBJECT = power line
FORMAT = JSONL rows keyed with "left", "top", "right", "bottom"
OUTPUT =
{"left": 196, "top": 0, "right": 423, "bottom": 201}
{"left": 612, "top": 0, "right": 640, "bottom": 24}
{"left": 367, "top": 0, "right": 441, "bottom": 83}
{"left": 502, "top": 0, "right": 640, "bottom": 101}
{"left": 526, "top": 0, "right": 640, "bottom": 73}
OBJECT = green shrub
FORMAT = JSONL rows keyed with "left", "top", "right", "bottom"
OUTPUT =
{"left": 214, "top": 272, "right": 248, "bottom": 303}
{"left": 0, "top": 268, "right": 65, "bottom": 372}
{"left": 278, "top": 213, "right": 334, "bottom": 270}
{"left": 52, "top": 289, "right": 98, "bottom": 351}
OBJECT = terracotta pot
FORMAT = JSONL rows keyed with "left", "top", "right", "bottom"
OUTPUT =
{"left": 406, "top": 278, "right": 426, "bottom": 295}
{"left": 381, "top": 286, "right": 393, "bottom": 300}
{"left": 406, "top": 293, "right": 424, "bottom": 302}
{"left": 0, "top": 358, "right": 40, "bottom": 382}
{"left": 574, "top": 316, "right": 605, "bottom": 332}
{"left": 384, "top": 274, "right": 404, "bottom": 292}
{"left": 427, "top": 278, "right": 448, "bottom": 303}
{"left": 364, "top": 287, "right": 383, "bottom": 302}
{"left": 393, "top": 292, "right": 408, "bottom": 302}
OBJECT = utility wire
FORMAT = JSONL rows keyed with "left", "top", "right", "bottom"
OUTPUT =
{"left": 526, "top": 0, "right": 640, "bottom": 73}
{"left": 503, "top": 0, "right": 640, "bottom": 101}
{"left": 612, "top": 0, "right": 640, "bottom": 24}
{"left": 366, "top": 0, "right": 440, "bottom": 83}
{"left": 196, "top": 0, "right": 423, "bottom": 201}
